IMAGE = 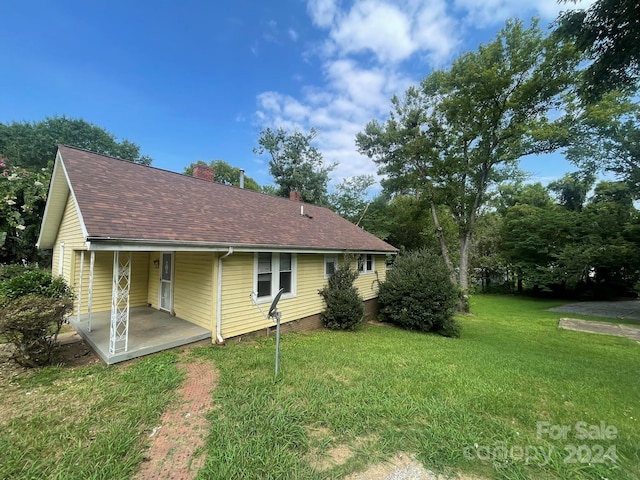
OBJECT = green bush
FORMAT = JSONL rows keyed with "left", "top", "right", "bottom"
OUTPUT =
{"left": 0, "top": 294, "right": 74, "bottom": 367}
{"left": 0, "top": 263, "right": 39, "bottom": 282}
{"left": 0, "top": 269, "right": 74, "bottom": 367}
{"left": 0, "top": 269, "right": 72, "bottom": 304}
{"left": 319, "top": 259, "right": 364, "bottom": 330}
{"left": 378, "top": 250, "right": 460, "bottom": 337}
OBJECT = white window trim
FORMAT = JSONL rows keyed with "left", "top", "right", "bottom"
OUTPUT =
{"left": 357, "top": 254, "right": 375, "bottom": 274}
{"left": 253, "top": 253, "right": 297, "bottom": 304}
{"left": 58, "top": 242, "right": 65, "bottom": 277}
{"left": 324, "top": 254, "right": 338, "bottom": 279}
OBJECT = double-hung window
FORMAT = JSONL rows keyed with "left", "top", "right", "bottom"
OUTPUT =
{"left": 324, "top": 254, "right": 338, "bottom": 278}
{"left": 254, "top": 252, "right": 296, "bottom": 302}
{"left": 357, "top": 254, "right": 374, "bottom": 274}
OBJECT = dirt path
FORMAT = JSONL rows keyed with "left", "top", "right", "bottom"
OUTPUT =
{"left": 135, "top": 359, "right": 217, "bottom": 480}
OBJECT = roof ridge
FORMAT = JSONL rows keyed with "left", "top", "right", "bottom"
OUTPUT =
{"left": 57, "top": 144, "right": 334, "bottom": 209}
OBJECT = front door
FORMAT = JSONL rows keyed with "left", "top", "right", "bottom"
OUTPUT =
{"left": 160, "top": 252, "right": 173, "bottom": 312}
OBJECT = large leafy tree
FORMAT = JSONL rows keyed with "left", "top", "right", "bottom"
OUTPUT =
{"left": 356, "top": 20, "right": 577, "bottom": 309}
{"left": 0, "top": 116, "right": 152, "bottom": 168}
{"left": 0, "top": 116, "right": 152, "bottom": 264}
{"left": 184, "top": 160, "right": 262, "bottom": 192}
{"left": 254, "top": 127, "right": 335, "bottom": 205}
{"left": 564, "top": 92, "right": 640, "bottom": 197}
{"left": 0, "top": 163, "right": 50, "bottom": 264}
{"left": 500, "top": 180, "right": 640, "bottom": 296}
{"left": 548, "top": 171, "right": 595, "bottom": 211}
{"left": 327, "top": 174, "right": 374, "bottom": 223}
{"left": 555, "top": 0, "right": 640, "bottom": 102}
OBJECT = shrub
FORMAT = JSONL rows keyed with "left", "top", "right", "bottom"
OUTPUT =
{"left": 0, "top": 294, "right": 74, "bottom": 367}
{"left": 319, "top": 258, "right": 364, "bottom": 330}
{"left": 0, "top": 263, "right": 39, "bottom": 282}
{"left": 378, "top": 250, "right": 460, "bottom": 337}
{"left": 0, "top": 269, "right": 74, "bottom": 367}
{"left": 0, "top": 269, "right": 72, "bottom": 304}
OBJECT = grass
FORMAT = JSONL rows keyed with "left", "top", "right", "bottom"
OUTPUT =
{"left": 0, "top": 351, "right": 183, "bottom": 480}
{"left": 1, "top": 295, "right": 637, "bottom": 479}
{"left": 192, "top": 295, "right": 640, "bottom": 479}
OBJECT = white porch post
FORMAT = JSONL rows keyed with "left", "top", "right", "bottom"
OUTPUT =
{"left": 109, "top": 251, "right": 131, "bottom": 354}
{"left": 76, "top": 250, "right": 84, "bottom": 323}
{"left": 87, "top": 251, "right": 95, "bottom": 332}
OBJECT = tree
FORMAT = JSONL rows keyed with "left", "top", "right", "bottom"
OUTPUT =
{"left": 548, "top": 171, "right": 595, "bottom": 211}
{"left": 555, "top": 0, "right": 640, "bottom": 102}
{"left": 499, "top": 179, "right": 640, "bottom": 296}
{"left": 564, "top": 92, "right": 640, "bottom": 197}
{"left": 184, "top": 160, "right": 261, "bottom": 192}
{"left": 0, "top": 116, "right": 152, "bottom": 169}
{"left": 0, "top": 163, "right": 50, "bottom": 264}
{"left": 0, "top": 116, "right": 152, "bottom": 264}
{"left": 327, "top": 174, "right": 374, "bottom": 222}
{"left": 254, "top": 127, "right": 335, "bottom": 205}
{"left": 357, "top": 20, "right": 577, "bottom": 310}
{"left": 500, "top": 202, "right": 576, "bottom": 291}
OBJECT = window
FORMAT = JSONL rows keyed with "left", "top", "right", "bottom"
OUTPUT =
{"left": 254, "top": 253, "right": 296, "bottom": 301}
{"left": 279, "top": 253, "right": 292, "bottom": 293}
{"left": 357, "top": 254, "right": 374, "bottom": 274}
{"left": 324, "top": 254, "right": 338, "bottom": 278}
{"left": 257, "top": 253, "right": 272, "bottom": 297}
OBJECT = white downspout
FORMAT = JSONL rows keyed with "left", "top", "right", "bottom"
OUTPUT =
{"left": 216, "top": 247, "right": 233, "bottom": 344}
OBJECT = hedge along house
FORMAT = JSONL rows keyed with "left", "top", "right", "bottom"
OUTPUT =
{"left": 37, "top": 145, "right": 397, "bottom": 364}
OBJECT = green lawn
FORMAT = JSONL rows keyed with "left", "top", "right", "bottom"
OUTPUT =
{"left": 193, "top": 295, "right": 640, "bottom": 479}
{"left": 1, "top": 295, "right": 638, "bottom": 479}
{"left": 0, "top": 352, "right": 183, "bottom": 480}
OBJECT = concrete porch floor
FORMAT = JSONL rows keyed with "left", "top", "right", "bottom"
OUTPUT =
{"left": 69, "top": 306, "right": 211, "bottom": 364}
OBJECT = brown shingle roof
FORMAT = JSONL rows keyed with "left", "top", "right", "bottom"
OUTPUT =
{"left": 58, "top": 145, "right": 396, "bottom": 252}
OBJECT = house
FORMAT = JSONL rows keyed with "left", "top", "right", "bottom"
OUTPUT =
{"left": 37, "top": 145, "right": 397, "bottom": 364}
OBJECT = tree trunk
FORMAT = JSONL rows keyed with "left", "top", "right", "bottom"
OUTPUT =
{"left": 457, "top": 231, "right": 472, "bottom": 313}
{"left": 430, "top": 201, "right": 457, "bottom": 286}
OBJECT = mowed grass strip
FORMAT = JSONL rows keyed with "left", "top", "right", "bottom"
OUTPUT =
{"left": 194, "top": 295, "right": 640, "bottom": 480}
{"left": 0, "top": 352, "right": 183, "bottom": 480}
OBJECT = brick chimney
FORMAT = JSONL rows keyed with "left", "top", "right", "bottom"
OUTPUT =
{"left": 193, "top": 164, "right": 215, "bottom": 182}
{"left": 289, "top": 190, "right": 302, "bottom": 202}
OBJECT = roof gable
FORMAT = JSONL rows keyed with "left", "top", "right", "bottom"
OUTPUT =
{"left": 40, "top": 146, "right": 396, "bottom": 253}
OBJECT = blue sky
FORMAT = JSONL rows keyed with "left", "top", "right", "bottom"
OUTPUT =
{"left": 0, "top": 0, "right": 593, "bottom": 189}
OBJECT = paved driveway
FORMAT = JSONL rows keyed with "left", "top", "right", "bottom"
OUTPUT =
{"left": 549, "top": 300, "right": 640, "bottom": 321}
{"left": 550, "top": 300, "right": 640, "bottom": 342}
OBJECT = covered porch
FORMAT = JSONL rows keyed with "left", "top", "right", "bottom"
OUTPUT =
{"left": 70, "top": 306, "right": 211, "bottom": 364}
{"left": 71, "top": 249, "right": 216, "bottom": 364}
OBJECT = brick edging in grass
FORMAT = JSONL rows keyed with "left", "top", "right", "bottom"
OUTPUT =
{"left": 135, "top": 360, "right": 217, "bottom": 480}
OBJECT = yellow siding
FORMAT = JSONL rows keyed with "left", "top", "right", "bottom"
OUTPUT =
{"left": 130, "top": 252, "right": 149, "bottom": 307}
{"left": 52, "top": 194, "right": 85, "bottom": 284}
{"left": 173, "top": 252, "right": 214, "bottom": 330}
{"left": 220, "top": 253, "right": 265, "bottom": 338}
{"left": 72, "top": 252, "right": 150, "bottom": 314}
{"left": 219, "top": 253, "right": 388, "bottom": 339}
{"left": 352, "top": 255, "right": 387, "bottom": 300}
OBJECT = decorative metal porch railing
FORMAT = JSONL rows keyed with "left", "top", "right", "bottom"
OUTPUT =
{"left": 109, "top": 251, "right": 131, "bottom": 354}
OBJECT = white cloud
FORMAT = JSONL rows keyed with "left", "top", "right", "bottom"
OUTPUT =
{"left": 307, "top": 0, "right": 339, "bottom": 27}
{"left": 330, "top": 1, "right": 415, "bottom": 63}
{"left": 255, "top": 59, "right": 415, "bottom": 181}
{"left": 288, "top": 28, "right": 299, "bottom": 42}
{"left": 318, "top": 0, "right": 458, "bottom": 64}
{"left": 255, "top": 0, "right": 591, "bottom": 186}
{"left": 454, "top": 0, "right": 598, "bottom": 27}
